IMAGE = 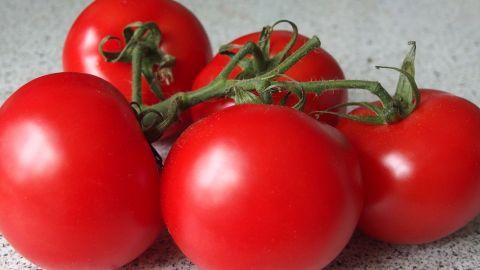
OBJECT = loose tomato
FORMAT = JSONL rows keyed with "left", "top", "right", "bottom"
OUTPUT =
{"left": 161, "top": 104, "right": 362, "bottom": 269}
{"left": 188, "top": 30, "right": 346, "bottom": 126}
{"left": 63, "top": 0, "right": 212, "bottom": 105}
{"left": 337, "top": 89, "right": 480, "bottom": 244}
{"left": 0, "top": 73, "right": 162, "bottom": 269}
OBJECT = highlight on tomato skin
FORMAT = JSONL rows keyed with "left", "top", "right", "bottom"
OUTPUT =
{"left": 337, "top": 89, "right": 480, "bottom": 245}
{"left": 160, "top": 104, "right": 363, "bottom": 270}
{"left": 188, "top": 30, "right": 347, "bottom": 126}
{"left": 0, "top": 73, "right": 163, "bottom": 270}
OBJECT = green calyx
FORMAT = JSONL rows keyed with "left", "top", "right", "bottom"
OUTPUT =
{"left": 316, "top": 41, "right": 420, "bottom": 125}
{"left": 393, "top": 41, "right": 420, "bottom": 118}
{"left": 218, "top": 20, "right": 306, "bottom": 109}
{"left": 219, "top": 20, "right": 299, "bottom": 80}
{"left": 98, "top": 22, "right": 176, "bottom": 102}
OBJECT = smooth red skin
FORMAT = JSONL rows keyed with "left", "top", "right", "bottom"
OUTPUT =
{"left": 161, "top": 104, "right": 362, "bottom": 270}
{"left": 188, "top": 31, "right": 346, "bottom": 126}
{"left": 0, "top": 73, "right": 162, "bottom": 269}
{"left": 63, "top": 0, "right": 212, "bottom": 139}
{"left": 337, "top": 89, "right": 480, "bottom": 244}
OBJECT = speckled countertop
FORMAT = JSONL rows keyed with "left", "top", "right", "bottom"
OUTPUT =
{"left": 1, "top": 0, "right": 480, "bottom": 269}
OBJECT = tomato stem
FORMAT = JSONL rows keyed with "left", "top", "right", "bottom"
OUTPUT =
{"left": 142, "top": 35, "right": 400, "bottom": 140}
{"left": 98, "top": 22, "right": 176, "bottom": 104}
{"left": 132, "top": 46, "right": 144, "bottom": 105}
{"left": 393, "top": 41, "right": 420, "bottom": 117}
{"left": 262, "top": 20, "right": 299, "bottom": 67}
{"left": 143, "top": 35, "right": 404, "bottom": 140}
{"left": 101, "top": 21, "right": 418, "bottom": 142}
{"left": 264, "top": 36, "right": 320, "bottom": 77}
{"left": 216, "top": 42, "right": 260, "bottom": 81}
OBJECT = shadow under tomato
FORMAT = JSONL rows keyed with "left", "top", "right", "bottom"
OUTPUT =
{"left": 326, "top": 215, "right": 480, "bottom": 269}
{"left": 121, "top": 216, "right": 480, "bottom": 269}
{"left": 122, "top": 230, "right": 195, "bottom": 270}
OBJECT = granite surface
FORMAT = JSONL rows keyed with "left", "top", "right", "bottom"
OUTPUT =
{"left": 1, "top": 0, "right": 480, "bottom": 269}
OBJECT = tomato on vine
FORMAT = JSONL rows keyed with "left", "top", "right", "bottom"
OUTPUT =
{"left": 63, "top": 0, "right": 212, "bottom": 105}
{"left": 337, "top": 89, "right": 480, "bottom": 244}
{"left": 189, "top": 23, "right": 346, "bottom": 126}
{"left": 0, "top": 73, "right": 162, "bottom": 269}
{"left": 161, "top": 104, "right": 363, "bottom": 269}
{"left": 335, "top": 43, "right": 480, "bottom": 244}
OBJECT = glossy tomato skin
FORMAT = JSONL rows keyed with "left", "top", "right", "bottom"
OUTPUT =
{"left": 161, "top": 104, "right": 362, "bottom": 270}
{"left": 337, "top": 89, "right": 480, "bottom": 244}
{"left": 189, "top": 31, "right": 346, "bottom": 126}
{"left": 63, "top": 0, "right": 212, "bottom": 105}
{"left": 0, "top": 73, "right": 162, "bottom": 269}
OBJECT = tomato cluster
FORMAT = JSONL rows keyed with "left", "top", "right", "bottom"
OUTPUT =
{"left": 1, "top": 0, "right": 480, "bottom": 269}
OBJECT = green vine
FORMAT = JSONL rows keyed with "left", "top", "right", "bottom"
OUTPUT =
{"left": 99, "top": 20, "right": 420, "bottom": 142}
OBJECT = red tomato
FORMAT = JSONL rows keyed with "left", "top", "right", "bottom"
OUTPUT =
{"left": 189, "top": 31, "right": 346, "bottom": 126}
{"left": 0, "top": 73, "right": 162, "bottom": 269}
{"left": 161, "top": 104, "right": 362, "bottom": 269}
{"left": 63, "top": 0, "right": 212, "bottom": 105}
{"left": 337, "top": 89, "right": 480, "bottom": 244}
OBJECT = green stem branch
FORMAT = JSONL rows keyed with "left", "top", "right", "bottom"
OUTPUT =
{"left": 263, "top": 36, "right": 320, "bottom": 78}
{"left": 143, "top": 77, "right": 400, "bottom": 141}
{"left": 102, "top": 22, "right": 412, "bottom": 142}
{"left": 217, "top": 42, "right": 260, "bottom": 80}
{"left": 140, "top": 34, "right": 401, "bottom": 141}
{"left": 131, "top": 46, "right": 144, "bottom": 105}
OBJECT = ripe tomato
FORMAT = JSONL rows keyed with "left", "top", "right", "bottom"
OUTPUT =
{"left": 63, "top": 0, "right": 212, "bottom": 105}
{"left": 0, "top": 73, "right": 162, "bottom": 269}
{"left": 337, "top": 89, "right": 480, "bottom": 244}
{"left": 188, "top": 30, "right": 346, "bottom": 126}
{"left": 161, "top": 104, "right": 362, "bottom": 269}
